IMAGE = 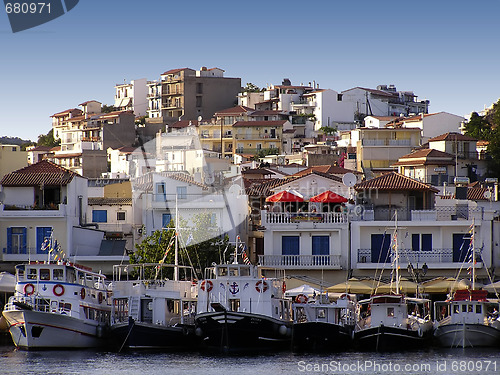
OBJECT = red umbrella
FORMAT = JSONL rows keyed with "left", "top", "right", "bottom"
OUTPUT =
{"left": 266, "top": 190, "right": 304, "bottom": 202}
{"left": 309, "top": 190, "right": 348, "bottom": 203}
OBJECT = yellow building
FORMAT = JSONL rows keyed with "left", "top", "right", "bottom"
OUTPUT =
{"left": 233, "top": 120, "right": 292, "bottom": 156}
{"left": 0, "top": 144, "right": 28, "bottom": 180}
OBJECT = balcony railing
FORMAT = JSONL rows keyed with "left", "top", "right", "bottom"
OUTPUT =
{"left": 351, "top": 207, "right": 484, "bottom": 221}
{"left": 262, "top": 211, "right": 346, "bottom": 225}
{"left": 357, "top": 248, "right": 482, "bottom": 265}
{"left": 258, "top": 255, "right": 341, "bottom": 269}
{"left": 361, "top": 139, "right": 411, "bottom": 146}
{"left": 234, "top": 134, "right": 280, "bottom": 140}
{"left": 0, "top": 204, "right": 66, "bottom": 217}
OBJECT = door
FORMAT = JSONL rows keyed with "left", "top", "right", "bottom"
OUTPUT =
{"left": 453, "top": 233, "right": 471, "bottom": 263}
{"left": 371, "top": 233, "right": 391, "bottom": 263}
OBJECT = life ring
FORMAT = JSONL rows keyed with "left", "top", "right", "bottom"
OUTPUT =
{"left": 80, "top": 288, "right": 86, "bottom": 300}
{"left": 255, "top": 280, "right": 269, "bottom": 293}
{"left": 201, "top": 280, "right": 213, "bottom": 292}
{"left": 340, "top": 293, "right": 351, "bottom": 301}
{"left": 296, "top": 294, "right": 308, "bottom": 303}
{"left": 282, "top": 281, "right": 286, "bottom": 294}
{"left": 24, "top": 283, "right": 35, "bottom": 296}
{"left": 53, "top": 284, "right": 65, "bottom": 297}
{"left": 98, "top": 292, "right": 103, "bottom": 304}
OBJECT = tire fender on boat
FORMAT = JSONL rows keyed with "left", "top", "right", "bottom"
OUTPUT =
{"left": 24, "top": 283, "right": 35, "bottom": 296}
{"left": 53, "top": 284, "right": 65, "bottom": 296}
{"left": 80, "top": 287, "right": 86, "bottom": 300}
{"left": 255, "top": 280, "right": 269, "bottom": 293}
{"left": 279, "top": 325, "right": 288, "bottom": 336}
{"left": 296, "top": 294, "right": 308, "bottom": 303}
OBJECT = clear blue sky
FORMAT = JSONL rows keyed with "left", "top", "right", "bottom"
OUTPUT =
{"left": 1, "top": 0, "right": 500, "bottom": 141}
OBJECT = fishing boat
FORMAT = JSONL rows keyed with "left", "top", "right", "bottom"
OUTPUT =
{"left": 195, "top": 243, "right": 292, "bottom": 353}
{"left": 2, "top": 261, "right": 111, "bottom": 349}
{"left": 110, "top": 263, "right": 198, "bottom": 351}
{"left": 433, "top": 220, "right": 500, "bottom": 348}
{"left": 291, "top": 293, "right": 356, "bottom": 352}
{"left": 353, "top": 213, "right": 433, "bottom": 351}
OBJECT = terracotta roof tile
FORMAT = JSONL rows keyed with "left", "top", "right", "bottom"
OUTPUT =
{"left": 215, "top": 106, "right": 254, "bottom": 115}
{"left": 428, "top": 132, "right": 477, "bottom": 142}
{"left": 249, "top": 110, "right": 286, "bottom": 116}
{"left": 161, "top": 68, "right": 190, "bottom": 75}
{"left": 399, "top": 149, "right": 454, "bottom": 159}
{"left": 1, "top": 160, "right": 80, "bottom": 187}
{"left": 51, "top": 108, "right": 82, "bottom": 117}
{"left": 354, "top": 172, "right": 438, "bottom": 192}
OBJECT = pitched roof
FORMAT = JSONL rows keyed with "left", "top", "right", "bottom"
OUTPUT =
{"left": 233, "top": 120, "right": 287, "bottom": 127}
{"left": 398, "top": 149, "right": 454, "bottom": 159}
{"left": 428, "top": 132, "right": 477, "bottom": 142}
{"left": 28, "top": 146, "right": 52, "bottom": 152}
{"left": 161, "top": 68, "right": 190, "bottom": 75}
{"left": 292, "top": 165, "right": 362, "bottom": 177}
{"left": 88, "top": 197, "right": 132, "bottom": 205}
{"left": 1, "top": 160, "right": 80, "bottom": 187}
{"left": 51, "top": 108, "right": 81, "bottom": 117}
{"left": 215, "top": 105, "right": 254, "bottom": 115}
{"left": 439, "top": 187, "right": 490, "bottom": 201}
{"left": 249, "top": 110, "right": 286, "bottom": 116}
{"left": 342, "top": 87, "right": 395, "bottom": 98}
{"left": 169, "top": 120, "right": 199, "bottom": 128}
{"left": 99, "top": 110, "right": 134, "bottom": 119}
{"left": 354, "top": 172, "right": 439, "bottom": 192}
{"left": 79, "top": 100, "right": 100, "bottom": 106}
{"left": 366, "top": 116, "right": 399, "bottom": 121}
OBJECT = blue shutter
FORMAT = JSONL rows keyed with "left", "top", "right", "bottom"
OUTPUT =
{"left": 282, "top": 236, "right": 299, "bottom": 255}
{"left": 453, "top": 233, "right": 469, "bottom": 262}
{"left": 412, "top": 234, "right": 420, "bottom": 251}
{"left": 22, "top": 227, "right": 27, "bottom": 254}
{"left": 162, "top": 213, "right": 172, "bottom": 227}
{"left": 6, "top": 228, "right": 12, "bottom": 254}
{"left": 36, "top": 227, "right": 52, "bottom": 254}
{"left": 422, "top": 234, "right": 432, "bottom": 252}
{"left": 92, "top": 210, "right": 107, "bottom": 223}
{"left": 312, "top": 236, "right": 329, "bottom": 255}
{"left": 371, "top": 233, "right": 391, "bottom": 263}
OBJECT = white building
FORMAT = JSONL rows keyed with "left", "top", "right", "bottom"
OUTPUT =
{"left": 392, "top": 112, "right": 465, "bottom": 142}
{"left": 115, "top": 78, "right": 148, "bottom": 117}
{"left": 0, "top": 161, "right": 120, "bottom": 273}
{"left": 147, "top": 80, "right": 162, "bottom": 118}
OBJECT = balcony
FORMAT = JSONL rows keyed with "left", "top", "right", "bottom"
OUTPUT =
{"left": 351, "top": 207, "right": 483, "bottom": 222}
{"left": 262, "top": 211, "right": 346, "bottom": 225}
{"left": 0, "top": 203, "right": 67, "bottom": 217}
{"left": 234, "top": 134, "right": 280, "bottom": 140}
{"left": 356, "top": 248, "right": 483, "bottom": 269}
{"left": 235, "top": 147, "right": 279, "bottom": 155}
{"left": 258, "top": 255, "right": 341, "bottom": 269}
{"left": 2, "top": 247, "right": 54, "bottom": 262}
{"left": 361, "top": 139, "right": 411, "bottom": 146}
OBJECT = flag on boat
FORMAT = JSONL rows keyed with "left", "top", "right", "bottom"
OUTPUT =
{"left": 239, "top": 243, "right": 251, "bottom": 265}
{"left": 185, "top": 233, "right": 194, "bottom": 246}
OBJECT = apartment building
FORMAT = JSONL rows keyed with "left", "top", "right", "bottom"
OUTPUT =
{"left": 115, "top": 78, "right": 148, "bottom": 117}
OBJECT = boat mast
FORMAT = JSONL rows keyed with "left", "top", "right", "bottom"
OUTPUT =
{"left": 174, "top": 194, "right": 179, "bottom": 281}
{"left": 395, "top": 211, "right": 400, "bottom": 294}
{"left": 472, "top": 217, "right": 475, "bottom": 291}
{"left": 233, "top": 235, "right": 238, "bottom": 264}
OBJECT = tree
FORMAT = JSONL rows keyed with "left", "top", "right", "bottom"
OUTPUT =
{"left": 463, "top": 112, "right": 491, "bottom": 140}
{"left": 319, "top": 126, "right": 337, "bottom": 136}
{"left": 101, "top": 104, "right": 117, "bottom": 113}
{"left": 243, "top": 82, "right": 263, "bottom": 93}
{"left": 37, "top": 129, "right": 60, "bottom": 148}
{"left": 130, "top": 213, "right": 230, "bottom": 279}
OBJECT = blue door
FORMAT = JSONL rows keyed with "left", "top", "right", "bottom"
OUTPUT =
{"left": 36, "top": 227, "right": 52, "bottom": 254}
{"left": 453, "top": 233, "right": 471, "bottom": 263}
{"left": 371, "top": 233, "right": 391, "bottom": 263}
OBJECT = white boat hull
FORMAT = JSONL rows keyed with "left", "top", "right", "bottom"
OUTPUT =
{"left": 434, "top": 323, "right": 500, "bottom": 348}
{"left": 3, "top": 309, "right": 104, "bottom": 349}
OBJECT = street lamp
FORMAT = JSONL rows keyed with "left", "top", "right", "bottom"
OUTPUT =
{"left": 407, "top": 262, "right": 428, "bottom": 296}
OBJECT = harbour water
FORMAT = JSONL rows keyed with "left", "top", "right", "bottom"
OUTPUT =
{"left": 1, "top": 343, "right": 499, "bottom": 375}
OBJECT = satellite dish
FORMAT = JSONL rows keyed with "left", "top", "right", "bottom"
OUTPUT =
{"left": 342, "top": 173, "right": 356, "bottom": 187}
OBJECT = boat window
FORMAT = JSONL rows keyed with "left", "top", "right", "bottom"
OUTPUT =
{"left": 476, "top": 305, "right": 482, "bottom": 314}
{"left": 240, "top": 267, "right": 250, "bottom": 277}
{"left": 86, "top": 275, "right": 94, "bottom": 288}
{"left": 40, "top": 269, "right": 50, "bottom": 281}
{"left": 387, "top": 307, "right": 395, "bottom": 317}
{"left": 59, "top": 302, "right": 71, "bottom": 313}
{"left": 468, "top": 304, "right": 473, "bottom": 313}
{"left": 454, "top": 305, "right": 460, "bottom": 314}
{"left": 78, "top": 272, "right": 85, "bottom": 285}
{"left": 67, "top": 268, "right": 76, "bottom": 283}
{"left": 16, "top": 266, "right": 25, "bottom": 281}
{"left": 218, "top": 267, "right": 228, "bottom": 276}
{"left": 317, "top": 308, "right": 326, "bottom": 319}
{"left": 229, "top": 299, "right": 240, "bottom": 312}
{"left": 229, "top": 267, "right": 239, "bottom": 277}
{"left": 295, "top": 306, "right": 307, "bottom": 323}
{"left": 27, "top": 268, "right": 37, "bottom": 280}
{"left": 53, "top": 268, "right": 64, "bottom": 281}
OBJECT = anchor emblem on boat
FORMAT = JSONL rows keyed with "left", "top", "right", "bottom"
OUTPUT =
{"left": 42, "top": 285, "right": 47, "bottom": 291}
{"left": 229, "top": 282, "right": 239, "bottom": 295}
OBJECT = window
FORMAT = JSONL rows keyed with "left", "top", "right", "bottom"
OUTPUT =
{"left": 117, "top": 212, "right": 126, "bottom": 221}
{"left": 162, "top": 213, "right": 172, "bottom": 227}
{"left": 7, "top": 227, "right": 27, "bottom": 254}
{"left": 92, "top": 210, "right": 107, "bottom": 223}
{"left": 282, "top": 236, "right": 299, "bottom": 255}
{"left": 156, "top": 183, "right": 166, "bottom": 194}
{"left": 412, "top": 234, "right": 432, "bottom": 252}
{"left": 196, "top": 83, "right": 203, "bottom": 94}
{"left": 196, "top": 96, "right": 202, "bottom": 107}
{"left": 387, "top": 307, "right": 395, "bottom": 317}
{"left": 177, "top": 186, "right": 187, "bottom": 199}
{"left": 36, "top": 227, "right": 52, "bottom": 254}
{"left": 53, "top": 269, "right": 64, "bottom": 281}
{"left": 40, "top": 269, "right": 50, "bottom": 281}
{"left": 371, "top": 233, "right": 391, "bottom": 263}
{"left": 312, "top": 236, "right": 329, "bottom": 255}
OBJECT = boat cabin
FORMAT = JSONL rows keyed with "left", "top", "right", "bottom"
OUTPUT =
{"left": 435, "top": 290, "right": 500, "bottom": 325}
